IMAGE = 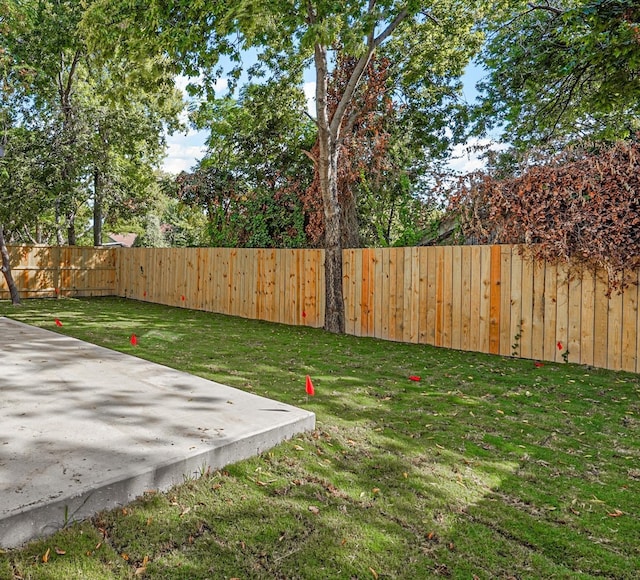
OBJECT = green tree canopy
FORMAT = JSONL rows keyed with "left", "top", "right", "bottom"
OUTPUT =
{"left": 1, "top": 0, "right": 183, "bottom": 246}
{"left": 474, "top": 0, "right": 640, "bottom": 149}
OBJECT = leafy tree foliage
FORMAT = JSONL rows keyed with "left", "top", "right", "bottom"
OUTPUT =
{"left": 301, "top": 54, "right": 397, "bottom": 249}
{"left": 177, "top": 80, "right": 313, "bottom": 248}
{"left": 0, "top": 0, "right": 182, "bottom": 246}
{"left": 475, "top": 0, "right": 640, "bottom": 148}
{"left": 450, "top": 139, "right": 640, "bottom": 291}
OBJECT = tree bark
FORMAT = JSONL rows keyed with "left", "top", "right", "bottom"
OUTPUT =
{"left": 67, "top": 219, "right": 76, "bottom": 246}
{"left": 0, "top": 225, "right": 21, "bottom": 305}
{"left": 322, "top": 148, "right": 345, "bottom": 333}
{"left": 314, "top": 39, "right": 345, "bottom": 334}
{"left": 55, "top": 199, "right": 64, "bottom": 246}
{"left": 93, "top": 169, "right": 103, "bottom": 246}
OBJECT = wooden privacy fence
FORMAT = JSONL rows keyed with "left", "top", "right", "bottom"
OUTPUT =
{"left": 117, "top": 247, "right": 325, "bottom": 328}
{"left": 2, "top": 244, "right": 639, "bottom": 373}
{"left": 343, "top": 245, "right": 639, "bottom": 373}
{"left": 0, "top": 245, "right": 116, "bottom": 299}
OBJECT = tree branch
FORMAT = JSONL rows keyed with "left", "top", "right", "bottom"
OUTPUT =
{"left": 374, "top": 7, "right": 409, "bottom": 49}
{"left": 330, "top": 7, "right": 409, "bottom": 136}
{"left": 527, "top": 3, "right": 563, "bottom": 16}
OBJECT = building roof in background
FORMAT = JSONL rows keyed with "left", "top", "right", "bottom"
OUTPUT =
{"left": 106, "top": 233, "right": 137, "bottom": 247}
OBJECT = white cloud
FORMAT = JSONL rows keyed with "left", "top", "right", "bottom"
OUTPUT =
{"left": 162, "top": 131, "right": 208, "bottom": 174}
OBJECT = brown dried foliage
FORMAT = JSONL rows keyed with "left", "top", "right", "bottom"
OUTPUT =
{"left": 301, "top": 54, "right": 394, "bottom": 247}
{"left": 450, "top": 140, "right": 640, "bottom": 292}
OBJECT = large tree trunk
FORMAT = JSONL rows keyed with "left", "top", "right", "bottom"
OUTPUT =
{"left": 340, "top": 189, "right": 360, "bottom": 248}
{"left": 67, "top": 220, "right": 76, "bottom": 246}
{"left": 93, "top": 169, "right": 103, "bottom": 246}
{"left": 315, "top": 41, "right": 345, "bottom": 334}
{"left": 0, "top": 225, "right": 20, "bottom": 305}
{"left": 321, "top": 147, "right": 345, "bottom": 334}
{"left": 310, "top": 4, "right": 405, "bottom": 331}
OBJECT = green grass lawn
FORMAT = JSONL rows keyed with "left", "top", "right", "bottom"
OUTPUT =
{"left": 1, "top": 297, "right": 639, "bottom": 579}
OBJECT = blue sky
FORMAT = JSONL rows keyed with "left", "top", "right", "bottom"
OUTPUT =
{"left": 161, "top": 62, "right": 494, "bottom": 175}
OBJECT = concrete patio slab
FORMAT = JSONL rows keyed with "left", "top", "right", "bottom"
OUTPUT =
{"left": 0, "top": 317, "right": 315, "bottom": 548}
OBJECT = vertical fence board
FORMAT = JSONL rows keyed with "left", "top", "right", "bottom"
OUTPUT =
{"left": 567, "top": 270, "right": 583, "bottom": 364}
{"left": 499, "top": 246, "right": 512, "bottom": 356}
{"left": 278, "top": 250, "right": 286, "bottom": 324}
{"left": 408, "top": 247, "right": 420, "bottom": 344}
{"left": 418, "top": 248, "right": 429, "bottom": 344}
{"left": 637, "top": 278, "right": 640, "bottom": 374}
{"left": 247, "top": 249, "right": 255, "bottom": 319}
{"left": 366, "top": 248, "right": 377, "bottom": 337}
{"left": 509, "top": 250, "right": 523, "bottom": 358}
{"left": 592, "top": 272, "right": 609, "bottom": 369}
{"left": 621, "top": 271, "right": 638, "bottom": 373}
{"left": 264, "top": 249, "right": 275, "bottom": 322}
{"left": 186, "top": 250, "right": 197, "bottom": 309}
{"left": 555, "top": 262, "right": 570, "bottom": 363}
{"left": 461, "top": 247, "right": 472, "bottom": 351}
{"left": 451, "top": 246, "right": 462, "bottom": 350}
{"left": 198, "top": 248, "right": 212, "bottom": 312}
{"left": 607, "top": 286, "right": 623, "bottom": 371}
{"left": 395, "top": 248, "right": 406, "bottom": 341}
{"left": 388, "top": 248, "right": 398, "bottom": 341}
{"left": 360, "top": 248, "right": 375, "bottom": 336}
{"left": 542, "top": 261, "right": 558, "bottom": 361}
{"left": 203, "top": 248, "right": 214, "bottom": 312}
{"left": 442, "top": 246, "right": 453, "bottom": 348}
{"left": 489, "top": 245, "right": 502, "bottom": 355}
{"left": 373, "top": 249, "right": 384, "bottom": 338}
{"left": 357, "top": 249, "right": 367, "bottom": 336}
{"left": 519, "top": 252, "right": 534, "bottom": 359}
{"left": 353, "top": 248, "right": 364, "bottom": 337}
{"left": 316, "top": 249, "right": 325, "bottom": 326}
{"left": 434, "top": 247, "right": 444, "bottom": 347}
{"left": 580, "top": 268, "right": 596, "bottom": 367}
{"left": 302, "top": 250, "right": 312, "bottom": 325}
{"left": 426, "top": 248, "right": 437, "bottom": 346}
{"left": 479, "top": 246, "right": 492, "bottom": 354}
{"left": 257, "top": 249, "right": 265, "bottom": 321}
{"left": 401, "top": 248, "right": 412, "bottom": 343}
{"left": 343, "top": 249, "right": 355, "bottom": 336}
{"left": 531, "top": 259, "right": 546, "bottom": 361}
{"left": 293, "top": 250, "right": 302, "bottom": 326}
{"left": 380, "top": 248, "right": 391, "bottom": 340}
{"left": 468, "top": 247, "right": 481, "bottom": 353}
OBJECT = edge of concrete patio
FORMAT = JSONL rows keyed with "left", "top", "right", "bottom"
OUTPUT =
{"left": 0, "top": 317, "right": 315, "bottom": 549}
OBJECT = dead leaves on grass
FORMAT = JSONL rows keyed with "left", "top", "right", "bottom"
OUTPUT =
{"left": 40, "top": 546, "right": 67, "bottom": 563}
{"left": 135, "top": 555, "right": 150, "bottom": 575}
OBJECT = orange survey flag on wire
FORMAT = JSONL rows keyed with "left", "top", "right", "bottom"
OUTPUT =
{"left": 305, "top": 375, "right": 315, "bottom": 396}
